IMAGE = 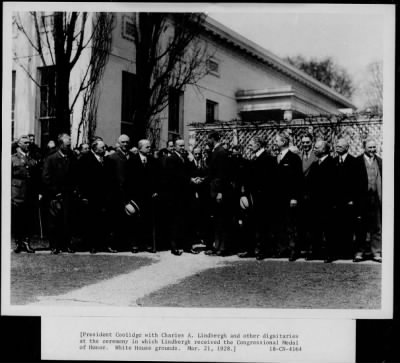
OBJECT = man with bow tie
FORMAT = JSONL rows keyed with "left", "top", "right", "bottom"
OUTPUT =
{"left": 271, "top": 130, "right": 303, "bottom": 261}
{"left": 125, "top": 139, "right": 159, "bottom": 253}
{"left": 77, "top": 139, "right": 116, "bottom": 254}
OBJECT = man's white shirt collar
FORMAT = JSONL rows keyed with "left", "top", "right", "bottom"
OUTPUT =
{"left": 279, "top": 147, "right": 290, "bottom": 160}
{"left": 139, "top": 152, "right": 147, "bottom": 162}
{"left": 92, "top": 150, "right": 102, "bottom": 162}
{"left": 255, "top": 148, "right": 265, "bottom": 158}
{"left": 319, "top": 154, "right": 329, "bottom": 163}
{"left": 364, "top": 153, "right": 375, "bottom": 164}
{"left": 213, "top": 142, "right": 221, "bottom": 151}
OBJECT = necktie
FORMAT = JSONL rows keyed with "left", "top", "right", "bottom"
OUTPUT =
{"left": 277, "top": 153, "right": 282, "bottom": 163}
{"left": 142, "top": 156, "right": 147, "bottom": 166}
{"left": 339, "top": 156, "right": 343, "bottom": 164}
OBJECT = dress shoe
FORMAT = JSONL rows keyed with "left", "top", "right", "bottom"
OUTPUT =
{"left": 171, "top": 249, "right": 183, "bottom": 256}
{"left": 288, "top": 252, "right": 298, "bottom": 262}
{"left": 14, "top": 241, "right": 23, "bottom": 253}
{"left": 324, "top": 256, "right": 334, "bottom": 263}
{"left": 105, "top": 246, "right": 117, "bottom": 253}
{"left": 305, "top": 254, "right": 314, "bottom": 261}
{"left": 205, "top": 249, "right": 216, "bottom": 256}
{"left": 255, "top": 254, "right": 265, "bottom": 261}
{"left": 215, "top": 250, "right": 229, "bottom": 257}
{"left": 66, "top": 247, "right": 75, "bottom": 254}
{"left": 372, "top": 255, "right": 382, "bottom": 263}
{"left": 146, "top": 246, "right": 157, "bottom": 253}
{"left": 23, "top": 240, "right": 35, "bottom": 253}
{"left": 90, "top": 248, "right": 97, "bottom": 254}
{"left": 51, "top": 248, "right": 61, "bottom": 255}
{"left": 131, "top": 247, "right": 139, "bottom": 254}
{"left": 238, "top": 251, "right": 255, "bottom": 258}
{"left": 353, "top": 254, "right": 364, "bottom": 263}
{"left": 184, "top": 249, "right": 200, "bottom": 254}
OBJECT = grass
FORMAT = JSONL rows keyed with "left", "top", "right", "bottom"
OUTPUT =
{"left": 10, "top": 253, "right": 154, "bottom": 305}
{"left": 137, "top": 260, "right": 381, "bottom": 309}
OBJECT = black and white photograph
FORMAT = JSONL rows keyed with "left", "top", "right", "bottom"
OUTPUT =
{"left": 2, "top": 1, "right": 394, "bottom": 323}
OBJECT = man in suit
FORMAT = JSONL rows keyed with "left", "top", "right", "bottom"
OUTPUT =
{"left": 205, "top": 131, "right": 233, "bottom": 256}
{"left": 238, "top": 137, "right": 275, "bottom": 259}
{"left": 76, "top": 139, "right": 116, "bottom": 254}
{"left": 354, "top": 138, "right": 382, "bottom": 263}
{"left": 125, "top": 139, "right": 159, "bottom": 253}
{"left": 271, "top": 130, "right": 303, "bottom": 261}
{"left": 307, "top": 139, "right": 336, "bottom": 261}
{"left": 298, "top": 133, "right": 318, "bottom": 257}
{"left": 330, "top": 137, "right": 364, "bottom": 261}
{"left": 105, "top": 134, "right": 133, "bottom": 251}
{"left": 159, "top": 139, "right": 197, "bottom": 255}
{"left": 11, "top": 135, "right": 37, "bottom": 253}
{"left": 42, "top": 133, "right": 77, "bottom": 254}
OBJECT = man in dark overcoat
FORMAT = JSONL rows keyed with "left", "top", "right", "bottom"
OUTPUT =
{"left": 271, "top": 130, "right": 303, "bottom": 261}
{"left": 307, "top": 139, "right": 336, "bottom": 261}
{"left": 330, "top": 137, "right": 365, "bottom": 261}
{"left": 76, "top": 139, "right": 116, "bottom": 253}
{"left": 125, "top": 139, "right": 159, "bottom": 253}
{"left": 238, "top": 136, "right": 275, "bottom": 259}
{"left": 205, "top": 131, "right": 233, "bottom": 256}
{"left": 42, "top": 133, "right": 77, "bottom": 254}
{"left": 354, "top": 138, "right": 382, "bottom": 262}
{"left": 105, "top": 134, "right": 133, "bottom": 251}
{"left": 11, "top": 135, "right": 37, "bottom": 253}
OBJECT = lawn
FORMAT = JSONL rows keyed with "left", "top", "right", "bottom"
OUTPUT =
{"left": 10, "top": 253, "right": 154, "bottom": 305}
{"left": 137, "top": 260, "right": 381, "bottom": 309}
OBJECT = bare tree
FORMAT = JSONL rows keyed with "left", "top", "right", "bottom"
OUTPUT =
{"left": 130, "top": 12, "right": 212, "bottom": 143}
{"left": 13, "top": 12, "right": 114, "bottom": 143}
{"left": 363, "top": 61, "right": 383, "bottom": 114}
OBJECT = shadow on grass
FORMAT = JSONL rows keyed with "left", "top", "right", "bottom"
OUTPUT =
{"left": 137, "top": 260, "right": 381, "bottom": 309}
{"left": 10, "top": 254, "right": 155, "bottom": 305}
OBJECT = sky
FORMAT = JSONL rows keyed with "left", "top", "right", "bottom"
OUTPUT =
{"left": 207, "top": 5, "right": 391, "bottom": 108}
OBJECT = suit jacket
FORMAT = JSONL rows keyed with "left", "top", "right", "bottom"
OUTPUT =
{"left": 273, "top": 149, "right": 303, "bottom": 204}
{"left": 105, "top": 149, "right": 131, "bottom": 205}
{"left": 332, "top": 153, "right": 365, "bottom": 212}
{"left": 356, "top": 154, "right": 382, "bottom": 206}
{"left": 11, "top": 149, "right": 37, "bottom": 205}
{"left": 244, "top": 149, "right": 274, "bottom": 196}
{"left": 308, "top": 155, "right": 336, "bottom": 212}
{"left": 125, "top": 153, "right": 159, "bottom": 207}
{"left": 42, "top": 149, "right": 77, "bottom": 199}
{"left": 76, "top": 151, "right": 110, "bottom": 209}
{"left": 301, "top": 150, "right": 318, "bottom": 177}
{"left": 207, "top": 145, "right": 231, "bottom": 199}
{"left": 161, "top": 151, "right": 191, "bottom": 204}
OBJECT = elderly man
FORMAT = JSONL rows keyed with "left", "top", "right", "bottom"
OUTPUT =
{"left": 11, "top": 135, "right": 37, "bottom": 253}
{"left": 271, "top": 130, "right": 303, "bottom": 261}
{"left": 330, "top": 137, "right": 364, "bottom": 262}
{"left": 105, "top": 134, "right": 133, "bottom": 251}
{"left": 125, "top": 139, "right": 159, "bottom": 253}
{"left": 238, "top": 137, "right": 275, "bottom": 259}
{"left": 77, "top": 139, "right": 116, "bottom": 253}
{"left": 354, "top": 138, "right": 382, "bottom": 263}
{"left": 42, "top": 133, "right": 77, "bottom": 254}
{"left": 307, "top": 140, "right": 336, "bottom": 261}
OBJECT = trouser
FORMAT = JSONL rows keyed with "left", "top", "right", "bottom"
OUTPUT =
{"left": 310, "top": 206, "right": 334, "bottom": 258}
{"left": 297, "top": 195, "right": 313, "bottom": 253}
{"left": 271, "top": 201, "right": 298, "bottom": 256}
{"left": 12, "top": 202, "right": 33, "bottom": 241}
{"left": 131, "top": 199, "right": 154, "bottom": 250}
{"left": 211, "top": 198, "right": 233, "bottom": 253}
{"left": 84, "top": 202, "right": 112, "bottom": 250}
{"left": 331, "top": 203, "right": 356, "bottom": 258}
{"left": 48, "top": 195, "right": 73, "bottom": 250}
{"left": 355, "top": 191, "right": 382, "bottom": 256}
{"left": 109, "top": 201, "right": 134, "bottom": 251}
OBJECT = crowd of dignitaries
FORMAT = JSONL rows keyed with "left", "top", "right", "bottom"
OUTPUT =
{"left": 11, "top": 130, "right": 382, "bottom": 263}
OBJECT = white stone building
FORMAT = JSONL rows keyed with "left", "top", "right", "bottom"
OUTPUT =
{"left": 11, "top": 12, "right": 355, "bottom": 148}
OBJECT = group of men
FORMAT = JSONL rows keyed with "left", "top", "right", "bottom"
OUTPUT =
{"left": 11, "top": 130, "right": 382, "bottom": 263}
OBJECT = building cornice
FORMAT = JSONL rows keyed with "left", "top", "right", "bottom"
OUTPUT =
{"left": 203, "top": 17, "right": 355, "bottom": 110}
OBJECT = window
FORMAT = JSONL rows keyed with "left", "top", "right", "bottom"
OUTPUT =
{"left": 39, "top": 13, "right": 54, "bottom": 34}
{"left": 38, "top": 66, "right": 56, "bottom": 146}
{"left": 121, "top": 15, "right": 136, "bottom": 42}
{"left": 12, "top": 71, "right": 16, "bottom": 140}
{"left": 206, "top": 99, "right": 218, "bottom": 123}
{"left": 121, "top": 71, "right": 137, "bottom": 136}
{"left": 207, "top": 58, "right": 220, "bottom": 77}
{"left": 168, "top": 88, "right": 183, "bottom": 135}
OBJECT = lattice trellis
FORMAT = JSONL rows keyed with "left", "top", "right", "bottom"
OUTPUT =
{"left": 188, "top": 117, "right": 383, "bottom": 159}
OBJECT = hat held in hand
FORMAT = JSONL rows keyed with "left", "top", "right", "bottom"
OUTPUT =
{"left": 125, "top": 200, "right": 140, "bottom": 216}
{"left": 239, "top": 195, "right": 252, "bottom": 210}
